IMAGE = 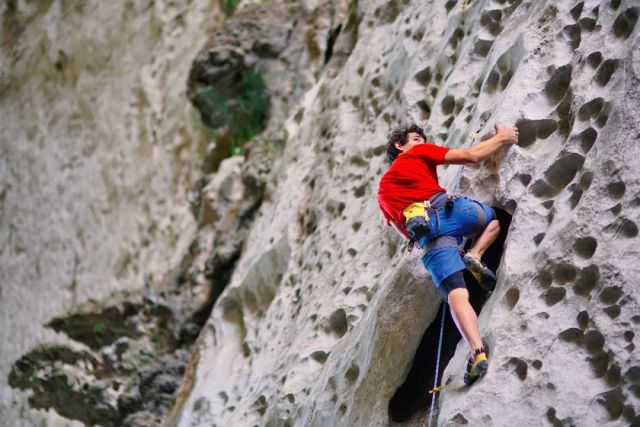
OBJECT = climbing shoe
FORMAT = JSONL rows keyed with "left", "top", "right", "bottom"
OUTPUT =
{"left": 463, "top": 348, "right": 489, "bottom": 386}
{"left": 463, "top": 253, "right": 497, "bottom": 291}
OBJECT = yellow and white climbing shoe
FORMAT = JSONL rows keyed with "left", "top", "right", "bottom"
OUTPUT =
{"left": 463, "top": 253, "right": 497, "bottom": 291}
{"left": 464, "top": 348, "right": 489, "bottom": 386}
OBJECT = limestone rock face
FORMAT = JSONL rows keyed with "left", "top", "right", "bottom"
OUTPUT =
{"left": 0, "top": 1, "right": 223, "bottom": 425}
{"left": 174, "top": 0, "right": 640, "bottom": 426}
{"left": 3, "top": 0, "right": 640, "bottom": 426}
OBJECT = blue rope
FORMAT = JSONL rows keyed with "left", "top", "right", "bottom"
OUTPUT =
{"left": 428, "top": 302, "right": 447, "bottom": 427}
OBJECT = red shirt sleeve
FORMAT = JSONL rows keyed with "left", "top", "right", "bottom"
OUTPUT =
{"left": 407, "top": 143, "right": 450, "bottom": 164}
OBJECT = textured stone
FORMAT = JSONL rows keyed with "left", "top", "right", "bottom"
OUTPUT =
{"left": 174, "top": 1, "right": 640, "bottom": 426}
{"left": 3, "top": 0, "right": 640, "bottom": 426}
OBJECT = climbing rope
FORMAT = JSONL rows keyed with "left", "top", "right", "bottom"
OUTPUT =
{"left": 427, "top": 302, "right": 447, "bottom": 427}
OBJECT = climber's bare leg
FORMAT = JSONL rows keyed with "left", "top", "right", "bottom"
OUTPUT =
{"left": 466, "top": 219, "right": 500, "bottom": 260}
{"left": 448, "top": 288, "right": 482, "bottom": 351}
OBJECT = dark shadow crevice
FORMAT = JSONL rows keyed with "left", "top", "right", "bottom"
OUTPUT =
{"left": 388, "top": 208, "right": 512, "bottom": 423}
{"left": 324, "top": 24, "right": 342, "bottom": 65}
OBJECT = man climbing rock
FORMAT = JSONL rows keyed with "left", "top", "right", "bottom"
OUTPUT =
{"left": 377, "top": 122, "right": 518, "bottom": 385}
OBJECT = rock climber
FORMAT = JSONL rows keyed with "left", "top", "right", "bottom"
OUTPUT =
{"left": 377, "top": 122, "right": 518, "bottom": 385}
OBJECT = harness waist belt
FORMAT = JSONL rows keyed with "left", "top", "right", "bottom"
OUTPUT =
{"left": 402, "top": 192, "right": 448, "bottom": 222}
{"left": 424, "top": 235, "right": 458, "bottom": 252}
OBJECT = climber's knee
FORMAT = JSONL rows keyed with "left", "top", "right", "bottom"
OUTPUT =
{"left": 448, "top": 287, "right": 469, "bottom": 302}
{"left": 437, "top": 270, "right": 466, "bottom": 300}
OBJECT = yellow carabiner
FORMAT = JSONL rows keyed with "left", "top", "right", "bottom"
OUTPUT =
{"left": 428, "top": 384, "right": 445, "bottom": 394}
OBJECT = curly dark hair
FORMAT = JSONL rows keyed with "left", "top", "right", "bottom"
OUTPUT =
{"left": 386, "top": 124, "right": 428, "bottom": 162}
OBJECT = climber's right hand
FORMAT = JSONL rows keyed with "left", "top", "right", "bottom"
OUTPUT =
{"left": 495, "top": 122, "right": 519, "bottom": 145}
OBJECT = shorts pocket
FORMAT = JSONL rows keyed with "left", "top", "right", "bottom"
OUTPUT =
{"left": 453, "top": 198, "right": 477, "bottom": 218}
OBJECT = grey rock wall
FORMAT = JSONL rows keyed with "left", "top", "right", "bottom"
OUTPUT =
{"left": 3, "top": 0, "right": 640, "bottom": 426}
{"left": 173, "top": 0, "right": 640, "bottom": 426}
{"left": 439, "top": 2, "right": 640, "bottom": 425}
{"left": 0, "top": 1, "right": 223, "bottom": 426}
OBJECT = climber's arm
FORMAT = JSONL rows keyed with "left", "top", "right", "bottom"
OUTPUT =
{"left": 443, "top": 122, "right": 518, "bottom": 165}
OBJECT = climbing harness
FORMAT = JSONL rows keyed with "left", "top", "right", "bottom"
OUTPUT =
{"left": 427, "top": 302, "right": 447, "bottom": 427}
{"left": 403, "top": 194, "right": 460, "bottom": 255}
{"left": 402, "top": 193, "right": 458, "bottom": 249}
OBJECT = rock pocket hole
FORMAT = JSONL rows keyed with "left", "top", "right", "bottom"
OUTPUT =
{"left": 544, "top": 152, "right": 585, "bottom": 193}
{"left": 568, "top": 184, "right": 584, "bottom": 209}
{"left": 594, "top": 59, "right": 619, "bottom": 86}
{"left": 507, "top": 357, "right": 528, "bottom": 381}
{"left": 587, "top": 51, "right": 603, "bottom": 67}
{"left": 484, "top": 70, "right": 500, "bottom": 93}
{"left": 540, "top": 286, "right": 566, "bottom": 306}
{"left": 579, "top": 127, "right": 598, "bottom": 153}
{"left": 329, "top": 308, "right": 348, "bottom": 337}
{"left": 414, "top": 67, "right": 432, "bottom": 86}
{"left": 570, "top": 2, "right": 584, "bottom": 20}
{"left": 417, "top": 100, "right": 431, "bottom": 120}
{"left": 474, "top": 38, "right": 494, "bottom": 57}
{"left": 607, "top": 181, "right": 626, "bottom": 199}
{"left": 345, "top": 362, "right": 360, "bottom": 384}
{"left": 579, "top": 17, "right": 597, "bottom": 31}
{"left": 480, "top": 9, "right": 504, "bottom": 36}
{"left": 573, "top": 264, "right": 600, "bottom": 296}
{"left": 578, "top": 97, "right": 605, "bottom": 121}
{"left": 604, "top": 217, "right": 639, "bottom": 238}
{"left": 515, "top": 118, "right": 558, "bottom": 148}
{"left": 613, "top": 7, "right": 639, "bottom": 39}
{"left": 573, "top": 236, "right": 597, "bottom": 258}
{"left": 388, "top": 208, "right": 512, "bottom": 422}
{"left": 562, "top": 24, "right": 582, "bottom": 50}
{"left": 544, "top": 64, "right": 573, "bottom": 102}
{"left": 504, "top": 286, "right": 520, "bottom": 310}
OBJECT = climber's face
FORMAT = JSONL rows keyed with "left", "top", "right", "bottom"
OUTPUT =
{"left": 395, "top": 132, "right": 426, "bottom": 153}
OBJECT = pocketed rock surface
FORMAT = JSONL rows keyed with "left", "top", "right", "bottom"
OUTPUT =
{"left": 174, "top": 1, "right": 640, "bottom": 426}
{"left": 3, "top": 0, "right": 640, "bottom": 426}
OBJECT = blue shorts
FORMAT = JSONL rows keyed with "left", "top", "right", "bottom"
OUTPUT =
{"left": 416, "top": 195, "right": 496, "bottom": 291}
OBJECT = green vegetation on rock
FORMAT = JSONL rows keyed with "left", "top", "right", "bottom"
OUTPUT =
{"left": 195, "top": 69, "right": 267, "bottom": 157}
{"left": 224, "top": 0, "right": 237, "bottom": 16}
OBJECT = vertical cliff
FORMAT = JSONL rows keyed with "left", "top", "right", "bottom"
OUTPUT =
{"left": 3, "top": 0, "right": 639, "bottom": 426}
{"left": 174, "top": 0, "right": 640, "bottom": 426}
{"left": 0, "top": 1, "right": 222, "bottom": 425}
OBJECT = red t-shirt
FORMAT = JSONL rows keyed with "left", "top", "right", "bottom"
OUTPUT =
{"left": 377, "top": 143, "right": 450, "bottom": 235}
